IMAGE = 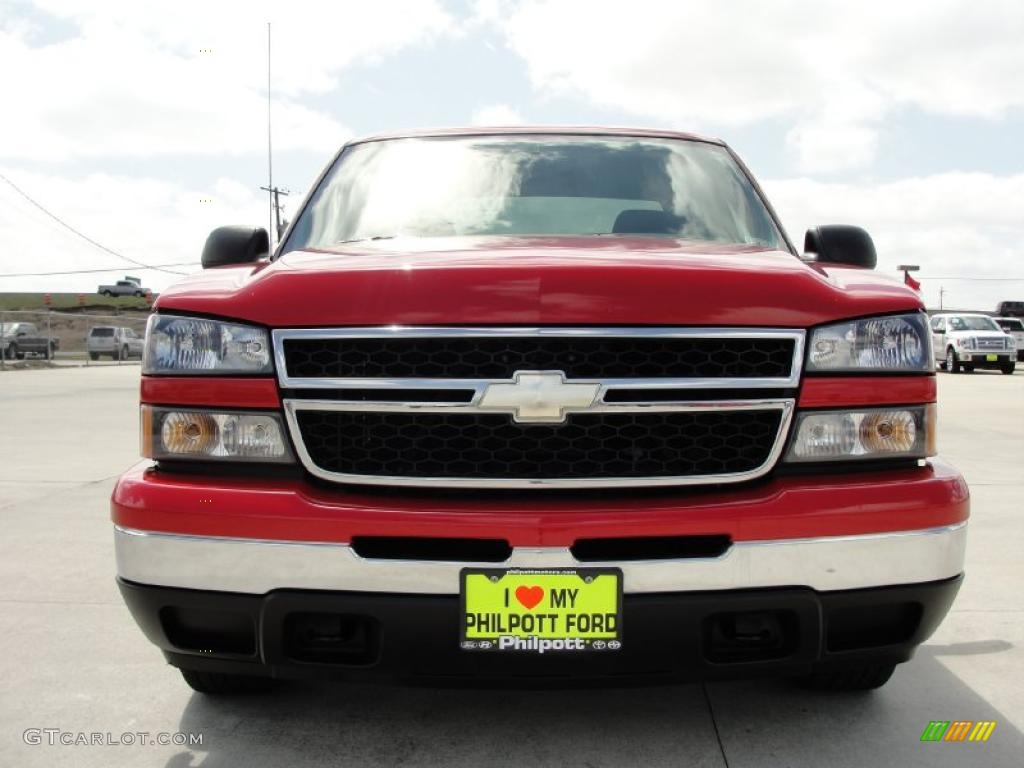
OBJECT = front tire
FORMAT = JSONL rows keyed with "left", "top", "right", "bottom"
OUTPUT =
{"left": 799, "top": 663, "right": 896, "bottom": 691}
{"left": 1002, "top": 363, "right": 1016, "bottom": 375}
{"left": 89, "top": 352, "right": 99, "bottom": 361}
{"left": 179, "top": 669, "right": 277, "bottom": 695}
{"left": 118, "top": 345, "right": 128, "bottom": 361}
{"left": 3, "top": 343, "right": 15, "bottom": 360}
{"left": 945, "top": 347, "right": 961, "bottom": 373}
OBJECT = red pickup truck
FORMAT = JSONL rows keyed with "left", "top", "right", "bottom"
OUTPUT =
{"left": 113, "top": 127, "right": 967, "bottom": 694}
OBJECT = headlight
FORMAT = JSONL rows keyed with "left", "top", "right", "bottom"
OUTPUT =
{"left": 142, "top": 406, "right": 292, "bottom": 462}
{"left": 806, "top": 313, "right": 931, "bottom": 372}
{"left": 143, "top": 314, "right": 272, "bottom": 374}
{"left": 785, "top": 405, "right": 935, "bottom": 462}
{"left": 956, "top": 337, "right": 975, "bottom": 350}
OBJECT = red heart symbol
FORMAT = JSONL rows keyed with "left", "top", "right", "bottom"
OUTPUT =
{"left": 515, "top": 585, "right": 544, "bottom": 610}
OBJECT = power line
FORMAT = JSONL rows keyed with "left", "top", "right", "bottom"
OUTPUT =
{"left": 0, "top": 262, "right": 198, "bottom": 277}
{"left": 0, "top": 171, "right": 188, "bottom": 275}
{"left": 915, "top": 276, "right": 1024, "bottom": 281}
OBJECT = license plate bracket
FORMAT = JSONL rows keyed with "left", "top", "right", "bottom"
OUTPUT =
{"left": 460, "top": 567, "right": 623, "bottom": 652}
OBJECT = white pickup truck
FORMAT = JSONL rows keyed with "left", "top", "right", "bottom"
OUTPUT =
{"left": 995, "top": 317, "right": 1024, "bottom": 361}
{"left": 931, "top": 313, "right": 1016, "bottom": 374}
{"left": 98, "top": 278, "right": 148, "bottom": 298}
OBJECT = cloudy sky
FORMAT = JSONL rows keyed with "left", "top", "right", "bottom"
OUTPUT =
{"left": 1, "top": 0, "right": 1022, "bottom": 310}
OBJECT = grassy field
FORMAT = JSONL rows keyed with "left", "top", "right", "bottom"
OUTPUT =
{"left": 0, "top": 292, "right": 154, "bottom": 312}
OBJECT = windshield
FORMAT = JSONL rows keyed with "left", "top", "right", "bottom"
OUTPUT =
{"left": 284, "top": 136, "right": 786, "bottom": 252}
{"left": 948, "top": 316, "right": 1001, "bottom": 332}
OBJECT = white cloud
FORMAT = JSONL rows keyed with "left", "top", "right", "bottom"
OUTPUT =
{"left": 490, "top": 0, "right": 1024, "bottom": 172}
{"left": 0, "top": 0, "right": 456, "bottom": 160}
{"left": 470, "top": 103, "right": 525, "bottom": 125}
{"left": 784, "top": 121, "right": 878, "bottom": 175}
{"left": 0, "top": 169, "right": 265, "bottom": 292}
{"left": 764, "top": 172, "right": 1024, "bottom": 309}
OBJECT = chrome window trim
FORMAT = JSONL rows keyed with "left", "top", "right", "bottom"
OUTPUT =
{"left": 271, "top": 326, "right": 804, "bottom": 489}
{"left": 282, "top": 398, "right": 795, "bottom": 489}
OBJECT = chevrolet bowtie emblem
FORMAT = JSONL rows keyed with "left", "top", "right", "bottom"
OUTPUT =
{"left": 478, "top": 371, "right": 600, "bottom": 423}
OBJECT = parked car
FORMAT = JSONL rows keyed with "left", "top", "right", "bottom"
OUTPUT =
{"left": 87, "top": 326, "right": 144, "bottom": 360}
{"left": 0, "top": 322, "right": 58, "bottom": 359}
{"left": 113, "top": 127, "right": 966, "bottom": 696}
{"left": 98, "top": 278, "right": 148, "bottom": 298}
{"left": 994, "top": 317, "right": 1024, "bottom": 361}
{"left": 995, "top": 300, "right": 1024, "bottom": 319}
{"left": 930, "top": 313, "right": 1016, "bottom": 374}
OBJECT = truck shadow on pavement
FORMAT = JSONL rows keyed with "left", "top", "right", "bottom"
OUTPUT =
{"left": 167, "top": 640, "right": 1023, "bottom": 768}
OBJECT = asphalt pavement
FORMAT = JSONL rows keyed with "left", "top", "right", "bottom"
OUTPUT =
{"left": 0, "top": 365, "right": 1021, "bottom": 767}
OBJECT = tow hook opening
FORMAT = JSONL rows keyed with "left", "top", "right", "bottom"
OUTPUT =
{"left": 160, "top": 606, "right": 256, "bottom": 656}
{"left": 704, "top": 610, "right": 798, "bottom": 663}
{"left": 283, "top": 612, "right": 379, "bottom": 666}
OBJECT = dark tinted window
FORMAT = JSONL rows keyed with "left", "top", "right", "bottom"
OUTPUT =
{"left": 90, "top": 328, "right": 115, "bottom": 337}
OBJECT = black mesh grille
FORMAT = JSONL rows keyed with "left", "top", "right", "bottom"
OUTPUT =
{"left": 283, "top": 336, "right": 795, "bottom": 380}
{"left": 295, "top": 410, "right": 783, "bottom": 480}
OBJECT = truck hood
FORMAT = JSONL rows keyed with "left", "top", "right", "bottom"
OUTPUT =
{"left": 155, "top": 236, "right": 923, "bottom": 328}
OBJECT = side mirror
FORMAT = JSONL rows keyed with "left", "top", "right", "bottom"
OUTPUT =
{"left": 804, "top": 225, "right": 877, "bottom": 269}
{"left": 201, "top": 226, "right": 269, "bottom": 269}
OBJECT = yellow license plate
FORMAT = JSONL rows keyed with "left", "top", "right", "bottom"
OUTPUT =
{"left": 986, "top": 354, "right": 999, "bottom": 361}
{"left": 461, "top": 568, "right": 622, "bottom": 652}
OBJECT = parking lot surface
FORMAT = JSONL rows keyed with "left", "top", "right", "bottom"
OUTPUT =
{"left": 1, "top": 365, "right": 1021, "bottom": 767}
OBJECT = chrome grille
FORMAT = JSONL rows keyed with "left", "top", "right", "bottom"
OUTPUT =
{"left": 273, "top": 327, "right": 803, "bottom": 489}
{"left": 283, "top": 335, "right": 796, "bottom": 380}
{"left": 295, "top": 409, "right": 784, "bottom": 480}
{"left": 976, "top": 337, "right": 1007, "bottom": 350}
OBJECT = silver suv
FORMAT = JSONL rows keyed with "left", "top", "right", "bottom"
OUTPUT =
{"left": 87, "top": 326, "right": 144, "bottom": 361}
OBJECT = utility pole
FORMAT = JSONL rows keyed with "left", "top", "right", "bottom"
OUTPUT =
{"left": 260, "top": 184, "right": 290, "bottom": 239}
{"left": 939, "top": 286, "right": 946, "bottom": 310}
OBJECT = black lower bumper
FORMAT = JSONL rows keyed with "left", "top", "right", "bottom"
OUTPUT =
{"left": 118, "top": 576, "right": 961, "bottom": 686}
{"left": 962, "top": 354, "right": 1015, "bottom": 369}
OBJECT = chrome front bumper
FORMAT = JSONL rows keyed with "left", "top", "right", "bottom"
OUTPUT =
{"left": 115, "top": 523, "right": 967, "bottom": 596}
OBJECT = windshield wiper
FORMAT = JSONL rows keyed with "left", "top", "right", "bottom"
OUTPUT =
{"left": 334, "top": 236, "right": 397, "bottom": 245}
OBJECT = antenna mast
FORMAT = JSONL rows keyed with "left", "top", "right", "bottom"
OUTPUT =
{"left": 267, "top": 22, "right": 273, "bottom": 244}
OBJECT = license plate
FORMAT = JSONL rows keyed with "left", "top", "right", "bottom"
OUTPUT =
{"left": 986, "top": 354, "right": 999, "bottom": 361}
{"left": 460, "top": 568, "right": 622, "bottom": 652}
